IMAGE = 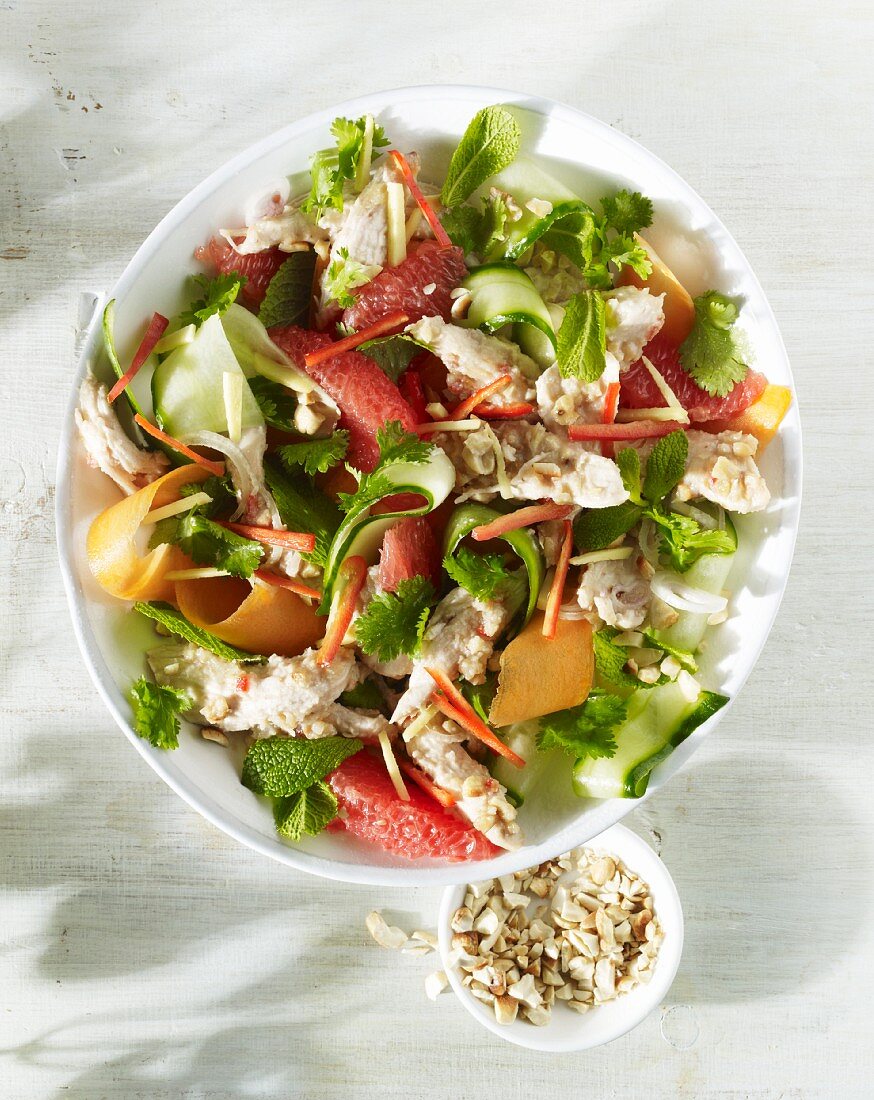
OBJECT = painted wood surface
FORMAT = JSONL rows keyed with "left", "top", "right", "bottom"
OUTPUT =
{"left": 1, "top": 1, "right": 872, "bottom": 1096}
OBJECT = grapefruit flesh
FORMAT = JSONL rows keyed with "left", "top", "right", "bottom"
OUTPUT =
{"left": 342, "top": 241, "right": 468, "bottom": 331}
{"left": 268, "top": 324, "right": 417, "bottom": 471}
{"left": 378, "top": 516, "right": 441, "bottom": 591}
{"left": 621, "top": 336, "right": 768, "bottom": 422}
{"left": 196, "top": 238, "right": 288, "bottom": 309}
{"left": 327, "top": 751, "right": 498, "bottom": 862}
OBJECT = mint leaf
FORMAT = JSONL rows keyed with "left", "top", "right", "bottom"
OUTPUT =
{"left": 599, "top": 190, "right": 653, "bottom": 237}
{"left": 258, "top": 250, "right": 316, "bottom": 329}
{"left": 147, "top": 516, "right": 181, "bottom": 551}
{"left": 537, "top": 692, "right": 625, "bottom": 759}
{"left": 354, "top": 576, "right": 436, "bottom": 663}
{"left": 573, "top": 501, "right": 641, "bottom": 553}
{"left": 444, "top": 546, "right": 523, "bottom": 604}
{"left": 274, "top": 781, "right": 338, "bottom": 840}
{"left": 264, "top": 457, "right": 341, "bottom": 569}
{"left": 173, "top": 513, "right": 263, "bottom": 579}
{"left": 339, "top": 680, "right": 386, "bottom": 711}
{"left": 129, "top": 677, "right": 189, "bottom": 750}
{"left": 242, "top": 735, "right": 362, "bottom": 797}
{"left": 248, "top": 376, "right": 300, "bottom": 433}
{"left": 279, "top": 432, "right": 349, "bottom": 476}
{"left": 680, "top": 291, "right": 749, "bottom": 397}
{"left": 641, "top": 430, "right": 688, "bottom": 504}
{"left": 358, "top": 335, "right": 423, "bottom": 383}
{"left": 541, "top": 207, "right": 598, "bottom": 270}
{"left": 556, "top": 290, "right": 607, "bottom": 383}
{"left": 592, "top": 629, "right": 639, "bottom": 689}
{"left": 134, "top": 601, "right": 265, "bottom": 663}
{"left": 442, "top": 204, "right": 482, "bottom": 253}
{"left": 616, "top": 448, "right": 643, "bottom": 506}
{"left": 441, "top": 105, "right": 521, "bottom": 207}
{"left": 179, "top": 273, "right": 244, "bottom": 328}
{"left": 642, "top": 631, "right": 697, "bottom": 673}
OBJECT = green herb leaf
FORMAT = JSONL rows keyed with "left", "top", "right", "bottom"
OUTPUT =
{"left": 354, "top": 576, "right": 436, "bottom": 663}
{"left": 173, "top": 512, "right": 263, "bottom": 579}
{"left": 599, "top": 189, "right": 654, "bottom": 237}
{"left": 248, "top": 376, "right": 300, "bottom": 433}
{"left": 616, "top": 448, "right": 643, "bottom": 506}
{"left": 441, "top": 105, "right": 521, "bottom": 208}
{"left": 301, "top": 116, "right": 389, "bottom": 217}
{"left": 641, "top": 430, "right": 688, "bottom": 504}
{"left": 573, "top": 501, "right": 642, "bottom": 553}
{"left": 642, "top": 631, "right": 698, "bottom": 673}
{"left": 680, "top": 291, "right": 750, "bottom": 397}
{"left": 339, "top": 680, "right": 386, "bottom": 712}
{"left": 537, "top": 692, "right": 625, "bottom": 759}
{"left": 646, "top": 506, "right": 736, "bottom": 573}
{"left": 337, "top": 421, "right": 434, "bottom": 516}
{"left": 273, "top": 781, "right": 338, "bottom": 840}
{"left": 443, "top": 545, "right": 523, "bottom": 604}
{"left": 129, "top": 677, "right": 189, "bottom": 750}
{"left": 323, "top": 247, "right": 382, "bottom": 309}
{"left": 592, "top": 629, "right": 639, "bottom": 689}
{"left": 134, "top": 602, "right": 265, "bottom": 663}
{"left": 258, "top": 250, "right": 317, "bottom": 329}
{"left": 179, "top": 274, "right": 245, "bottom": 329}
{"left": 441, "top": 204, "right": 482, "bottom": 253}
{"left": 358, "top": 335, "right": 423, "bottom": 383}
{"left": 556, "top": 290, "right": 607, "bottom": 383}
{"left": 180, "top": 474, "right": 237, "bottom": 519}
{"left": 264, "top": 457, "right": 342, "bottom": 569}
{"left": 541, "top": 207, "right": 599, "bottom": 271}
{"left": 279, "top": 432, "right": 349, "bottom": 476}
{"left": 242, "top": 735, "right": 362, "bottom": 797}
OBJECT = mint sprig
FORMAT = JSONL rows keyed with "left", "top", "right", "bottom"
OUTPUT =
{"left": 242, "top": 735, "right": 362, "bottom": 797}
{"left": 258, "top": 250, "right": 316, "bottom": 329}
{"left": 134, "top": 602, "right": 265, "bottom": 663}
{"left": 441, "top": 105, "right": 521, "bottom": 208}
{"left": 556, "top": 290, "right": 607, "bottom": 383}
{"left": 274, "top": 781, "right": 339, "bottom": 840}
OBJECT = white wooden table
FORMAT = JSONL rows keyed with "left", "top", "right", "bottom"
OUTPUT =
{"left": 3, "top": 2, "right": 873, "bottom": 1096}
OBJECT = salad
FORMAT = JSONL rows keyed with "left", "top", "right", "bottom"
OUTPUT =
{"left": 76, "top": 105, "right": 791, "bottom": 863}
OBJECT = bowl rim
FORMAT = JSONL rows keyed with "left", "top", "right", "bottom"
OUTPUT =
{"left": 437, "top": 823, "right": 685, "bottom": 1051}
{"left": 55, "top": 83, "right": 802, "bottom": 886}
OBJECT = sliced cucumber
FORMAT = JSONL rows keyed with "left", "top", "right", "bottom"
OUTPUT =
{"left": 151, "top": 313, "right": 263, "bottom": 438}
{"left": 101, "top": 299, "right": 159, "bottom": 448}
{"left": 572, "top": 681, "right": 728, "bottom": 800}
{"left": 460, "top": 263, "right": 555, "bottom": 371}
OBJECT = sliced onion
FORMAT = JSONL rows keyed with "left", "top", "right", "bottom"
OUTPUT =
{"left": 651, "top": 570, "right": 728, "bottom": 614}
{"left": 243, "top": 177, "right": 291, "bottom": 226}
{"left": 181, "top": 429, "right": 258, "bottom": 522}
{"left": 672, "top": 500, "right": 718, "bottom": 530}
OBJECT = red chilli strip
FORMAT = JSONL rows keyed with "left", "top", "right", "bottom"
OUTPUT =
{"left": 474, "top": 401, "right": 535, "bottom": 420}
{"left": 316, "top": 555, "right": 367, "bottom": 667}
{"left": 253, "top": 569, "right": 321, "bottom": 601}
{"left": 223, "top": 523, "right": 316, "bottom": 553}
{"left": 599, "top": 380, "right": 622, "bottom": 459}
{"left": 107, "top": 312, "right": 169, "bottom": 404}
{"left": 303, "top": 311, "right": 409, "bottom": 368}
{"left": 448, "top": 375, "right": 513, "bottom": 421}
{"left": 542, "top": 520, "right": 574, "bottom": 640}
{"left": 133, "top": 414, "right": 225, "bottom": 476}
{"left": 426, "top": 667, "right": 526, "bottom": 768}
{"left": 397, "top": 758, "right": 457, "bottom": 808}
{"left": 389, "top": 150, "right": 453, "bottom": 248}
{"left": 471, "top": 502, "right": 574, "bottom": 542}
{"left": 399, "top": 369, "right": 429, "bottom": 423}
{"left": 568, "top": 419, "right": 686, "bottom": 442}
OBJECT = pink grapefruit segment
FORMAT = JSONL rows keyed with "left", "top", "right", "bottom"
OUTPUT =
{"left": 327, "top": 751, "right": 498, "bottom": 862}
{"left": 268, "top": 324, "right": 418, "bottom": 471}
{"left": 378, "top": 516, "right": 441, "bottom": 592}
{"left": 621, "top": 336, "right": 767, "bottom": 423}
{"left": 195, "top": 238, "right": 289, "bottom": 309}
{"left": 341, "top": 241, "right": 467, "bottom": 332}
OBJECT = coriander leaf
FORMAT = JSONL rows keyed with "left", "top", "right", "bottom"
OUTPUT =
{"left": 641, "top": 429, "right": 688, "bottom": 504}
{"left": 556, "top": 290, "right": 607, "bottom": 383}
{"left": 264, "top": 457, "right": 341, "bottom": 568}
{"left": 300, "top": 116, "right": 389, "bottom": 218}
{"left": 680, "top": 291, "right": 749, "bottom": 397}
{"left": 354, "top": 576, "right": 436, "bottom": 663}
{"left": 180, "top": 474, "right": 237, "bottom": 519}
{"left": 616, "top": 448, "right": 643, "bottom": 506}
{"left": 599, "top": 189, "right": 653, "bottom": 237}
{"left": 242, "top": 735, "right": 362, "bottom": 798}
{"left": 129, "top": 677, "right": 189, "bottom": 750}
{"left": 332, "top": 115, "right": 389, "bottom": 181}
{"left": 592, "top": 629, "right": 639, "bottom": 689}
{"left": 248, "top": 376, "right": 300, "bottom": 433}
{"left": 279, "top": 432, "right": 349, "bottom": 476}
{"left": 573, "top": 501, "right": 642, "bottom": 552}
{"left": 601, "top": 234, "right": 652, "bottom": 280}
{"left": 537, "top": 692, "right": 626, "bottom": 759}
{"left": 339, "top": 680, "right": 386, "bottom": 711}
{"left": 323, "top": 247, "right": 381, "bottom": 309}
{"left": 358, "top": 335, "right": 423, "bottom": 383}
{"left": 441, "top": 204, "right": 482, "bottom": 253}
{"left": 274, "top": 781, "right": 338, "bottom": 840}
{"left": 444, "top": 545, "right": 521, "bottom": 603}
{"left": 258, "top": 250, "right": 316, "bottom": 329}
{"left": 441, "top": 105, "right": 521, "bottom": 207}
{"left": 147, "top": 516, "right": 180, "bottom": 551}
{"left": 135, "top": 602, "right": 265, "bottom": 662}
{"left": 174, "top": 513, "right": 263, "bottom": 579}
{"left": 647, "top": 506, "right": 736, "bottom": 573}
{"left": 337, "top": 421, "right": 434, "bottom": 515}
{"left": 179, "top": 273, "right": 245, "bottom": 328}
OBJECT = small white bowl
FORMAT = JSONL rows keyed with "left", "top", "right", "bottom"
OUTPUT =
{"left": 437, "top": 825, "right": 683, "bottom": 1051}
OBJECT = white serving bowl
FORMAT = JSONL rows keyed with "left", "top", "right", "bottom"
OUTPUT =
{"left": 438, "top": 824, "right": 683, "bottom": 1051}
{"left": 56, "top": 85, "right": 802, "bottom": 886}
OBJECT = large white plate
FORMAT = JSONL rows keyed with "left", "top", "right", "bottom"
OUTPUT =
{"left": 56, "top": 85, "right": 802, "bottom": 886}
